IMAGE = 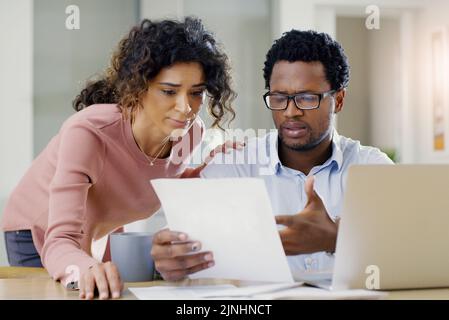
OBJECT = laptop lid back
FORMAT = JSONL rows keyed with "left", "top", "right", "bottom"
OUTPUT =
{"left": 332, "top": 165, "right": 449, "bottom": 290}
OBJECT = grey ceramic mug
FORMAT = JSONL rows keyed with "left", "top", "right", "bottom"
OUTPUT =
{"left": 110, "top": 232, "right": 154, "bottom": 282}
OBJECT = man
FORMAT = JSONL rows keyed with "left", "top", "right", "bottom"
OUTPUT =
{"left": 151, "top": 30, "right": 393, "bottom": 281}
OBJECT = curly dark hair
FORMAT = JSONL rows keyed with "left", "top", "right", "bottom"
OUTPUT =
{"left": 263, "top": 30, "right": 350, "bottom": 91}
{"left": 73, "top": 17, "right": 236, "bottom": 129}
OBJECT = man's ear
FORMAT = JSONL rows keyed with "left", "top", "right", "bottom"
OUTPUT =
{"left": 334, "top": 89, "right": 346, "bottom": 113}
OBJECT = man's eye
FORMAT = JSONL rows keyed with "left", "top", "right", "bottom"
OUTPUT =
{"left": 162, "top": 90, "right": 176, "bottom": 96}
{"left": 300, "top": 95, "right": 318, "bottom": 102}
{"left": 271, "top": 95, "right": 287, "bottom": 103}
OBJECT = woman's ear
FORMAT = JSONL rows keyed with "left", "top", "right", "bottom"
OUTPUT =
{"left": 334, "top": 89, "right": 346, "bottom": 114}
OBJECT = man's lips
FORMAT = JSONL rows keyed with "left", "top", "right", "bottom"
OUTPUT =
{"left": 281, "top": 121, "right": 309, "bottom": 138}
{"left": 281, "top": 121, "right": 309, "bottom": 130}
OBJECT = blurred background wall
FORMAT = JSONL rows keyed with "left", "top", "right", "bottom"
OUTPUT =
{"left": 2, "top": 0, "right": 449, "bottom": 265}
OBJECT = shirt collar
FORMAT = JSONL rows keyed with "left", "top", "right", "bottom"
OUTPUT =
{"left": 329, "top": 129, "right": 343, "bottom": 171}
{"left": 258, "top": 131, "right": 281, "bottom": 176}
{"left": 264, "top": 129, "right": 343, "bottom": 175}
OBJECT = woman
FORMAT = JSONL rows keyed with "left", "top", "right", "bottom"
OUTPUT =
{"left": 1, "top": 17, "right": 239, "bottom": 299}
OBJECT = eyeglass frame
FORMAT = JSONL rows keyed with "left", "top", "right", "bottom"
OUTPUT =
{"left": 263, "top": 89, "right": 337, "bottom": 111}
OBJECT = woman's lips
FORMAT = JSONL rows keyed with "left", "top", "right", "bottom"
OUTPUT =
{"left": 167, "top": 118, "right": 188, "bottom": 128}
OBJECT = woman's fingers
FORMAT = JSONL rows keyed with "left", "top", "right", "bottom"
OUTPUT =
{"left": 79, "top": 262, "right": 123, "bottom": 300}
{"left": 224, "top": 140, "right": 245, "bottom": 151}
{"left": 83, "top": 267, "right": 96, "bottom": 300}
{"left": 104, "top": 262, "right": 123, "bottom": 299}
{"left": 204, "top": 140, "right": 246, "bottom": 164}
{"left": 184, "top": 140, "right": 247, "bottom": 173}
{"left": 91, "top": 265, "right": 110, "bottom": 300}
{"left": 79, "top": 273, "right": 86, "bottom": 299}
{"left": 218, "top": 140, "right": 245, "bottom": 154}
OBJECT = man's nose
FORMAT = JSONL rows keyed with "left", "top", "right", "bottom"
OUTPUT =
{"left": 283, "top": 98, "right": 304, "bottom": 118}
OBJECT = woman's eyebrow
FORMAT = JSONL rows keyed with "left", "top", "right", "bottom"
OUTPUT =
{"left": 158, "top": 82, "right": 206, "bottom": 88}
{"left": 158, "top": 82, "right": 181, "bottom": 87}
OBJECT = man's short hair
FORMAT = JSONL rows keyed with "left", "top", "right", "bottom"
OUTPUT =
{"left": 263, "top": 30, "right": 350, "bottom": 90}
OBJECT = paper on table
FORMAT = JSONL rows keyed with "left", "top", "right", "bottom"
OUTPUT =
{"left": 129, "top": 285, "right": 236, "bottom": 300}
{"left": 151, "top": 178, "right": 293, "bottom": 283}
{"left": 197, "top": 283, "right": 304, "bottom": 298}
{"left": 252, "top": 287, "right": 388, "bottom": 300}
{"left": 129, "top": 283, "right": 386, "bottom": 300}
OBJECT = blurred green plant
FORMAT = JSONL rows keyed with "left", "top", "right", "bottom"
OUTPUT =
{"left": 380, "top": 148, "right": 397, "bottom": 163}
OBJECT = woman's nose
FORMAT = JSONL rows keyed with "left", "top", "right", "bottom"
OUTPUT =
{"left": 174, "top": 94, "right": 192, "bottom": 115}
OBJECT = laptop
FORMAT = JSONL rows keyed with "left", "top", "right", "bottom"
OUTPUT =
{"left": 301, "top": 165, "right": 449, "bottom": 291}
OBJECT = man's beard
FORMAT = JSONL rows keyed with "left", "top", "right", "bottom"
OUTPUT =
{"left": 279, "top": 126, "right": 332, "bottom": 152}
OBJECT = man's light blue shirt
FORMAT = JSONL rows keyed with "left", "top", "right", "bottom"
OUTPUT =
{"left": 200, "top": 130, "right": 393, "bottom": 276}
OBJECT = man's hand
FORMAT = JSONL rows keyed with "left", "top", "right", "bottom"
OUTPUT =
{"left": 151, "top": 229, "right": 215, "bottom": 281}
{"left": 275, "top": 175, "right": 339, "bottom": 255}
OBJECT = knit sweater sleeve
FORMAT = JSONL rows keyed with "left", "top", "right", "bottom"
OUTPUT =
{"left": 40, "top": 121, "right": 106, "bottom": 286}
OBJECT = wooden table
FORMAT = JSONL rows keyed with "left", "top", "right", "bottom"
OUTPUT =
{"left": 2, "top": 267, "right": 449, "bottom": 300}
{"left": 0, "top": 267, "right": 242, "bottom": 300}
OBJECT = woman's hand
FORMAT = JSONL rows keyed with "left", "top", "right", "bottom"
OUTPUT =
{"left": 79, "top": 261, "right": 124, "bottom": 300}
{"left": 204, "top": 140, "right": 246, "bottom": 165}
{"left": 181, "top": 140, "right": 245, "bottom": 178}
{"left": 151, "top": 229, "right": 215, "bottom": 281}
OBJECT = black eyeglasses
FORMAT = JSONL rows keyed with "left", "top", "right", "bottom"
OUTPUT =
{"left": 263, "top": 90, "right": 336, "bottom": 111}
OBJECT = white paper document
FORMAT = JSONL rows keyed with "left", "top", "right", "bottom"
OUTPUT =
{"left": 253, "top": 287, "right": 387, "bottom": 300}
{"left": 151, "top": 178, "right": 293, "bottom": 283}
{"left": 129, "top": 284, "right": 298, "bottom": 300}
{"left": 198, "top": 283, "right": 303, "bottom": 298}
{"left": 129, "top": 285, "right": 236, "bottom": 300}
{"left": 129, "top": 284, "right": 387, "bottom": 300}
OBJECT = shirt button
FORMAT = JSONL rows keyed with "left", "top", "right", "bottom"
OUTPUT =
{"left": 305, "top": 257, "right": 313, "bottom": 270}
